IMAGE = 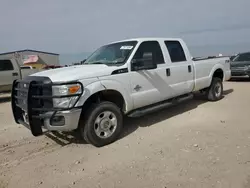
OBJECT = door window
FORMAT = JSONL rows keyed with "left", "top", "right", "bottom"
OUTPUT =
{"left": 132, "top": 41, "right": 164, "bottom": 64}
{"left": 0, "top": 60, "right": 14, "bottom": 71}
{"left": 165, "top": 41, "right": 186, "bottom": 63}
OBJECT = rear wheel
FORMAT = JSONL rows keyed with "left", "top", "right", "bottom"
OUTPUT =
{"left": 206, "top": 77, "right": 223, "bottom": 101}
{"left": 79, "top": 101, "right": 123, "bottom": 147}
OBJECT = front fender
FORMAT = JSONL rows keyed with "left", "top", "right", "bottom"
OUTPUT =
{"left": 75, "top": 79, "right": 133, "bottom": 113}
{"left": 100, "top": 79, "right": 133, "bottom": 113}
{"left": 75, "top": 80, "right": 105, "bottom": 107}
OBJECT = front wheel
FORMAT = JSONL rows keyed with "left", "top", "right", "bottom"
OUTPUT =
{"left": 206, "top": 77, "right": 223, "bottom": 101}
{"left": 79, "top": 101, "right": 123, "bottom": 147}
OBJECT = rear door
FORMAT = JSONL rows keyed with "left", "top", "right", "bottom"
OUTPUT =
{"left": 0, "top": 60, "right": 19, "bottom": 92}
{"left": 164, "top": 40, "right": 195, "bottom": 96}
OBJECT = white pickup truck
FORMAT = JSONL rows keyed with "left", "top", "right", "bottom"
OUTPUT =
{"left": 11, "top": 38, "right": 231, "bottom": 147}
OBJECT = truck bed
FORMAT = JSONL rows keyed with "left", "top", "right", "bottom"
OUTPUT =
{"left": 192, "top": 56, "right": 230, "bottom": 61}
{"left": 192, "top": 56, "right": 231, "bottom": 91}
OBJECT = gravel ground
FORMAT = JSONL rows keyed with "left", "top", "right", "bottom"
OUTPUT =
{"left": 0, "top": 80, "right": 250, "bottom": 188}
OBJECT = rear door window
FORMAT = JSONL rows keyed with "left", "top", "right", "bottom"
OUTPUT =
{"left": 0, "top": 60, "right": 14, "bottom": 71}
{"left": 164, "top": 41, "right": 187, "bottom": 63}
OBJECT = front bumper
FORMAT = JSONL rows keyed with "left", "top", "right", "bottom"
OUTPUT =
{"left": 42, "top": 109, "right": 82, "bottom": 131}
{"left": 11, "top": 76, "right": 83, "bottom": 136}
{"left": 231, "top": 68, "right": 250, "bottom": 77}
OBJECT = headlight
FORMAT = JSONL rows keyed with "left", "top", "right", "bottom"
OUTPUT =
{"left": 52, "top": 83, "right": 82, "bottom": 109}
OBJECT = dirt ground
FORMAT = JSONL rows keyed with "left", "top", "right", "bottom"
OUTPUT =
{"left": 0, "top": 80, "right": 250, "bottom": 188}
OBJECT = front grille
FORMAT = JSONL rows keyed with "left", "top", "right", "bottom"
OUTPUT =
{"left": 31, "top": 83, "right": 53, "bottom": 112}
{"left": 231, "top": 67, "right": 247, "bottom": 71}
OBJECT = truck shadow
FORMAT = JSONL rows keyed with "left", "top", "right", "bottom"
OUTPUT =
{"left": 45, "top": 131, "right": 87, "bottom": 146}
{"left": 0, "top": 96, "right": 11, "bottom": 103}
{"left": 0, "top": 93, "right": 11, "bottom": 103}
{"left": 121, "top": 88, "right": 234, "bottom": 140}
{"left": 45, "top": 89, "right": 234, "bottom": 146}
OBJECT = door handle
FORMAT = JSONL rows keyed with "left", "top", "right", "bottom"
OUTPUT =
{"left": 166, "top": 68, "right": 170, "bottom": 76}
{"left": 188, "top": 65, "right": 192, "bottom": 73}
{"left": 12, "top": 72, "right": 18, "bottom": 76}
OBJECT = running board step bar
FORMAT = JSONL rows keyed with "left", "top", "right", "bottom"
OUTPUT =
{"left": 128, "top": 93, "right": 194, "bottom": 118}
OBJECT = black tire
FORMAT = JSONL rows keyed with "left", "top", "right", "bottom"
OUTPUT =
{"left": 79, "top": 101, "right": 123, "bottom": 147}
{"left": 206, "top": 77, "right": 223, "bottom": 101}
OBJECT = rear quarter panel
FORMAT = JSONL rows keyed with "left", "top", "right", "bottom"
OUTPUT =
{"left": 193, "top": 57, "right": 230, "bottom": 91}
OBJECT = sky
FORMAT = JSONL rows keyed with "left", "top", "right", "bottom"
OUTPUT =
{"left": 1, "top": 0, "right": 250, "bottom": 64}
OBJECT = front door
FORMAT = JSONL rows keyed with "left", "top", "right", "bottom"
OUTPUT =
{"left": 129, "top": 41, "right": 174, "bottom": 109}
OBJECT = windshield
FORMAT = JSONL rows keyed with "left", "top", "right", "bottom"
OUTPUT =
{"left": 233, "top": 52, "right": 250, "bottom": 62}
{"left": 84, "top": 41, "right": 137, "bottom": 65}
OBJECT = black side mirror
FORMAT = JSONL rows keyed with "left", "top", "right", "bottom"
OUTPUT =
{"left": 131, "top": 52, "right": 157, "bottom": 71}
{"left": 81, "top": 59, "right": 86, "bottom": 64}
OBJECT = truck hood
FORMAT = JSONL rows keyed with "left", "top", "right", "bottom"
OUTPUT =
{"left": 31, "top": 64, "right": 120, "bottom": 82}
{"left": 230, "top": 61, "right": 250, "bottom": 67}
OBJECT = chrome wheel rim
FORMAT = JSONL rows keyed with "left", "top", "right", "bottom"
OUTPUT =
{"left": 214, "top": 82, "right": 222, "bottom": 98}
{"left": 94, "top": 111, "right": 117, "bottom": 139}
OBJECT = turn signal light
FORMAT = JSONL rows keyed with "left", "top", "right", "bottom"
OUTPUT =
{"left": 68, "top": 85, "right": 80, "bottom": 94}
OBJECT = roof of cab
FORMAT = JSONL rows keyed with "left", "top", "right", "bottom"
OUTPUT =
{"left": 108, "top": 37, "right": 182, "bottom": 44}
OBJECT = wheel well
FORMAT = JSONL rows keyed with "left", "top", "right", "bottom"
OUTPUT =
{"left": 213, "top": 69, "right": 224, "bottom": 80}
{"left": 81, "top": 90, "right": 125, "bottom": 115}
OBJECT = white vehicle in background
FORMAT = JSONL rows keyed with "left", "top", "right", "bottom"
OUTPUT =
{"left": 0, "top": 59, "right": 39, "bottom": 93}
{"left": 20, "top": 65, "right": 38, "bottom": 78}
{"left": 11, "top": 38, "right": 231, "bottom": 147}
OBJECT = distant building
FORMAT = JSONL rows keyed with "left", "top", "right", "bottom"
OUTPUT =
{"left": 0, "top": 49, "right": 60, "bottom": 69}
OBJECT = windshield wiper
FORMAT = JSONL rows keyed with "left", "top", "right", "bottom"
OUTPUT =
{"left": 107, "top": 61, "right": 125, "bottom": 65}
{"left": 85, "top": 61, "right": 124, "bottom": 65}
{"left": 85, "top": 61, "right": 105, "bottom": 65}
{"left": 91, "top": 62, "right": 104, "bottom": 64}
